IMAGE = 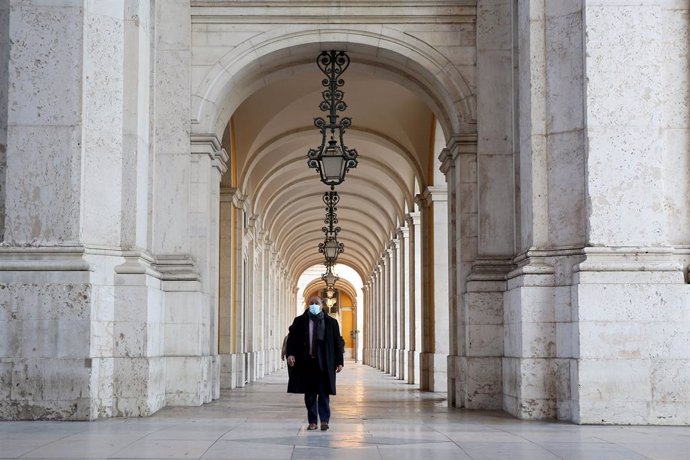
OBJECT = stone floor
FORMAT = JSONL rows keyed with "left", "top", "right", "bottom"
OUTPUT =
{"left": 2, "top": 362, "right": 690, "bottom": 459}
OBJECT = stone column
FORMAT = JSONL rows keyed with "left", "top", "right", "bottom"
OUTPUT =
{"left": 232, "top": 195, "right": 247, "bottom": 388}
{"left": 418, "top": 186, "right": 449, "bottom": 392}
{"left": 376, "top": 263, "right": 384, "bottom": 370}
{"left": 385, "top": 247, "right": 395, "bottom": 375}
{"left": 445, "top": 123, "right": 510, "bottom": 411}
{"left": 394, "top": 231, "right": 406, "bottom": 380}
{"left": 254, "top": 233, "right": 265, "bottom": 380}
{"left": 0, "top": 1, "right": 6, "bottom": 240}
{"left": 372, "top": 265, "right": 381, "bottom": 369}
{"left": 368, "top": 278, "right": 375, "bottom": 366}
{"left": 0, "top": 0, "right": 165, "bottom": 419}
{"left": 567, "top": 0, "right": 690, "bottom": 425}
{"left": 218, "top": 188, "right": 234, "bottom": 388}
{"left": 406, "top": 211, "right": 423, "bottom": 385}
{"left": 390, "top": 238, "right": 400, "bottom": 378}
{"left": 361, "top": 284, "right": 367, "bottom": 364}
{"left": 399, "top": 226, "right": 410, "bottom": 382}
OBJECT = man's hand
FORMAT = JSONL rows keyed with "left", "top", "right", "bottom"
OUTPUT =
{"left": 287, "top": 356, "right": 295, "bottom": 367}
{"left": 336, "top": 365, "right": 343, "bottom": 373}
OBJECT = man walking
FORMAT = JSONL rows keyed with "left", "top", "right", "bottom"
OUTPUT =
{"left": 286, "top": 296, "right": 344, "bottom": 431}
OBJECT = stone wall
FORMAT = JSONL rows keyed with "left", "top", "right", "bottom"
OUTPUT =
{"left": 0, "top": 0, "right": 7, "bottom": 242}
{"left": 571, "top": 0, "right": 690, "bottom": 425}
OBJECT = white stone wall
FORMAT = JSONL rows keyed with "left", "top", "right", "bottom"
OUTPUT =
{"left": 570, "top": 1, "right": 690, "bottom": 425}
{"left": 0, "top": 0, "right": 8, "bottom": 242}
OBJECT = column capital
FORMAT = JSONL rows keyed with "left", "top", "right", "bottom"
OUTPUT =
{"left": 439, "top": 148, "right": 454, "bottom": 175}
{"left": 231, "top": 188, "right": 248, "bottom": 208}
{"left": 446, "top": 133, "right": 477, "bottom": 159}
{"left": 190, "top": 133, "right": 229, "bottom": 174}
{"left": 422, "top": 186, "right": 448, "bottom": 204}
{"left": 406, "top": 211, "right": 421, "bottom": 226}
{"left": 398, "top": 226, "right": 409, "bottom": 239}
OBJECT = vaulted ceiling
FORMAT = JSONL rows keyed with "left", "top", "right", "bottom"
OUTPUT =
{"left": 223, "top": 62, "right": 439, "bottom": 282}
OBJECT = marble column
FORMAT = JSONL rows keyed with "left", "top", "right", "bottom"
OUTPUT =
{"left": 568, "top": 0, "right": 690, "bottom": 425}
{"left": 407, "top": 211, "right": 423, "bottom": 385}
{"left": 418, "top": 187, "right": 449, "bottom": 392}
{"left": 394, "top": 231, "right": 406, "bottom": 380}
{"left": 385, "top": 246, "right": 395, "bottom": 375}
{"left": 399, "top": 226, "right": 411, "bottom": 383}
{"left": 0, "top": 0, "right": 168, "bottom": 419}
{"left": 377, "top": 263, "right": 385, "bottom": 371}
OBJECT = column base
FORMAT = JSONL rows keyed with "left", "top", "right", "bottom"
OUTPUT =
{"left": 420, "top": 352, "right": 447, "bottom": 392}
{"left": 165, "top": 355, "right": 214, "bottom": 406}
{"left": 398, "top": 350, "right": 407, "bottom": 380}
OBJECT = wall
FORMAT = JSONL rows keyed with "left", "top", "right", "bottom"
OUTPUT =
{"left": 571, "top": 0, "right": 690, "bottom": 424}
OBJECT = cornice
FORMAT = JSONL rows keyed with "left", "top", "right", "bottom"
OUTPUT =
{"left": 191, "top": 1, "right": 477, "bottom": 24}
{"left": 191, "top": 133, "right": 230, "bottom": 174}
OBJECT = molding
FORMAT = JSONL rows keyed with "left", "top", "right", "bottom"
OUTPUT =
{"left": 446, "top": 133, "right": 478, "bottom": 159}
{"left": 574, "top": 246, "right": 682, "bottom": 273}
{"left": 191, "top": 133, "right": 230, "bottom": 174}
{"left": 466, "top": 258, "right": 514, "bottom": 282}
{"left": 421, "top": 185, "right": 447, "bottom": 204}
{"left": 154, "top": 255, "right": 201, "bottom": 281}
{"left": 438, "top": 148, "right": 453, "bottom": 175}
{"left": 191, "top": 1, "right": 477, "bottom": 24}
{"left": 405, "top": 211, "right": 420, "bottom": 226}
{"left": 0, "top": 246, "right": 90, "bottom": 272}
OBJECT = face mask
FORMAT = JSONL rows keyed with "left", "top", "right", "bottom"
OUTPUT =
{"left": 309, "top": 304, "right": 321, "bottom": 315}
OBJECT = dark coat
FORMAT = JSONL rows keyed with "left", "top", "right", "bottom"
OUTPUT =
{"left": 286, "top": 310, "right": 344, "bottom": 395}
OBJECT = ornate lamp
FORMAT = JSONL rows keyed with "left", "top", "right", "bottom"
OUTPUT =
{"left": 319, "top": 237, "right": 344, "bottom": 264}
{"left": 321, "top": 265, "right": 339, "bottom": 289}
{"left": 307, "top": 50, "right": 358, "bottom": 189}
{"left": 318, "top": 190, "right": 344, "bottom": 263}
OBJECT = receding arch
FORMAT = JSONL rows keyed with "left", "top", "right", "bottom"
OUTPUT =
{"left": 192, "top": 27, "right": 476, "bottom": 144}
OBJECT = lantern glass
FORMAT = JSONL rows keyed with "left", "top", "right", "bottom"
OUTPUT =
{"left": 321, "top": 141, "right": 346, "bottom": 185}
{"left": 324, "top": 239, "right": 339, "bottom": 260}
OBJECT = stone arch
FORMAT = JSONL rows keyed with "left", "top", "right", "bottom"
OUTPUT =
{"left": 191, "top": 26, "right": 476, "bottom": 143}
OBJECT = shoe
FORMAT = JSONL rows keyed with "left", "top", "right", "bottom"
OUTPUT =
{"left": 307, "top": 423, "right": 318, "bottom": 430}
{"left": 321, "top": 422, "right": 329, "bottom": 431}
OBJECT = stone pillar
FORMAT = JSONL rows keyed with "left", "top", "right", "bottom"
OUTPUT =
{"left": 390, "top": 240, "right": 399, "bottom": 377}
{"left": 377, "top": 263, "right": 385, "bottom": 370}
{"left": 385, "top": 247, "right": 394, "bottom": 375}
{"left": 254, "top": 234, "right": 265, "bottom": 380}
{"left": 399, "top": 226, "right": 410, "bottom": 383}
{"left": 418, "top": 187, "right": 449, "bottom": 392}
{"left": 406, "top": 211, "right": 423, "bottom": 385}
{"left": 0, "top": 1, "right": 6, "bottom": 239}
{"left": 448, "top": 0, "right": 515, "bottom": 413}
{"left": 369, "top": 277, "right": 375, "bottom": 366}
{"left": 218, "top": 188, "right": 234, "bottom": 388}
{"left": 394, "top": 231, "right": 406, "bottom": 380}
{"left": 231, "top": 195, "right": 247, "bottom": 388}
{"left": 568, "top": 0, "right": 690, "bottom": 425}
{"left": 0, "top": 0, "right": 165, "bottom": 419}
{"left": 161, "top": 135, "right": 226, "bottom": 407}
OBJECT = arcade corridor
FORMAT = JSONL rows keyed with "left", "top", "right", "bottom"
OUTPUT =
{"left": 1, "top": 363, "right": 688, "bottom": 460}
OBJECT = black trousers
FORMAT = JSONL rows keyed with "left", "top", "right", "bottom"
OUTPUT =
{"left": 304, "top": 357, "right": 330, "bottom": 424}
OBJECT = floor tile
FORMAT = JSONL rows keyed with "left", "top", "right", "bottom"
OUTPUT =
{"left": 0, "top": 363, "right": 689, "bottom": 460}
{"left": 378, "top": 442, "right": 471, "bottom": 460}
{"left": 291, "top": 446, "right": 382, "bottom": 460}
{"left": 200, "top": 440, "right": 294, "bottom": 459}
{"left": 110, "top": 440, "right": 215, "bottom": 459}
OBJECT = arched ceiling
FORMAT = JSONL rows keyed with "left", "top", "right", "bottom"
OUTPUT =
{"left": 224, "top": 63, "right": 436, "bottom": 282}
